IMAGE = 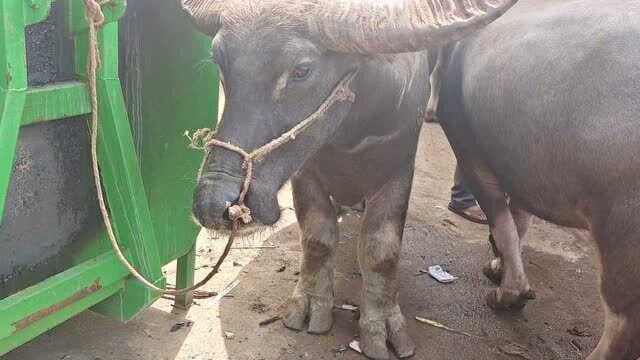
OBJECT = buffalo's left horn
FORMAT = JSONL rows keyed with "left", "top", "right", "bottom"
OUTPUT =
{"left": 307, "top": 0, "right": 518, "bottom": 54}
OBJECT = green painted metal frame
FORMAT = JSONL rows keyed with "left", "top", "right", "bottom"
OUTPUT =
{"left": 0, "top": 0, "right": 218, "bottom": 355}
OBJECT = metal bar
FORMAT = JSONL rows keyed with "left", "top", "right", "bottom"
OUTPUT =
{"left": 0, "top": 0, "right": 28, "bottom": 225}
{"left": 23, "top": 0, "right": 53, "bottom": 26}
{"left": 0, "top": 280, "right": 123, "bottom": 357}
{"left": 91, "top": 76, "right": 166, "bottom": 317}
{"left": 0, "top": 253, "right": 128, "bottom": 349}
{"left": 0, "top": 1, "right": 30, "bottom": 91}
{"left": 174, "top": 244, "right": 197, "bottom": 309}
{"left": 22, "top": 82, "right": 91, "bottom": 125}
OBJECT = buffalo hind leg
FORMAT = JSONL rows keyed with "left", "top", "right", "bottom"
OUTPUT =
{"left": 284, "top": 170, "right": 338, "bottom": 334}
{"left": 358, "top": 169, "right": 415, "bottom": 360}
{"left": 461, "top": 163, "right": 534, "bottom": 310}
{"left": 483, "top": 203, "right": 533, "bottom": 288}
{"left": 588, "top": 200, "right": 640, "bottom": 360}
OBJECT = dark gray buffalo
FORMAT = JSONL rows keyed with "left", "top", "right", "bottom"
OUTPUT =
{"left": 181, "top": 0, "right": 516, "bottom": 358}
{"left": 432, "top": 0, "right": 640, "bottom": 359}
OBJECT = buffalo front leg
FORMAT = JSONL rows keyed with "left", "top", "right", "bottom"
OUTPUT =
{"left": 358, "top": 170, "right": 415, "bottom": 360}
{"left": 283, "top": 170, "right": 337, "bottom": 334}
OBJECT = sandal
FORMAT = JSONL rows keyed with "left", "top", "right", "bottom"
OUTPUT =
{"left": 447, "top": 203, "right": 488, "bottom": 225}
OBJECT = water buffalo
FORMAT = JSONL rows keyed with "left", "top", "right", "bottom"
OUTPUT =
{"left": 433, "top": 0, "right": 640, "bottom": 359}
{"left": 181, "top": 0, "right": 516, "bottom": 358}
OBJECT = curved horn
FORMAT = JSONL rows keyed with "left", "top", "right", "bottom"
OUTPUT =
{"left": 180, "top": 0, "right": 222, "bottom": 36}
{"left": 308, "top": 0, "right": 518, "bottom": 54}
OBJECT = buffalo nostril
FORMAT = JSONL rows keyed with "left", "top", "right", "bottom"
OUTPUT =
{"left": 192, "top": 175, "right": 243, "bottom": 228}
{"left": 222, "top": 201, "right": 232, "bottom": 222}
{"left": 192, "top": 193, "right": 232, "bottom": 228}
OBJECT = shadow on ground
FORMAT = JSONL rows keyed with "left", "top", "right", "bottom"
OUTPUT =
{"left": 5, "top": 307, "right": 191, "bottom": 360}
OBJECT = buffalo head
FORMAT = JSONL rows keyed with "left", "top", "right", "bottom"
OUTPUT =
{"left": 183, "top": 0, "right": 517, "bottom": 230}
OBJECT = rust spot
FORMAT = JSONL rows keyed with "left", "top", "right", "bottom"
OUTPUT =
{"left": 13, "top": 280, "right": 102, "bottom": 332}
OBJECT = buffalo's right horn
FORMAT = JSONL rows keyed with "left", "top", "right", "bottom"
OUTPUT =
{"left": 307, "top": 0, "right": 518, "bottom": 54}
{"left": 180, "top": 0, "right": 222, "bottom": 36}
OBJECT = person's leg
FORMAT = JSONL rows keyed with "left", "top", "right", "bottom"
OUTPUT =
{"left": 450, "top": 164, "right": 477, "bottom": 208}
{"left": 448, "top": 164, "right": 488, "bottom": 224}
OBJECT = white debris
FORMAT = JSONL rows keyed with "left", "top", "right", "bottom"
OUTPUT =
{"left": 349, "top": 340, "right": 362, "bottom": 354}
{"left": 427, "top": 265, "right": 457, "bottom": 284}
{"left": 335, "top": 304, "right": 359, "bottom": 312}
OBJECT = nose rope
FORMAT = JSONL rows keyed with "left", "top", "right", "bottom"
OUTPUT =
{"left": 188, "top": 70, "right": 358, "bottom": 224}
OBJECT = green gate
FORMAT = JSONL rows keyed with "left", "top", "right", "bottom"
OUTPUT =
{"left": 0, "top": 0, "right": 218, "bottom": 355}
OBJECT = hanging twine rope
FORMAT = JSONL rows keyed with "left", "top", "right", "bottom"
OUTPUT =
{"left": 85, "top": 0, "right": 358, "bottom": 296}
{"left": 85, "top": 0, "right": 235, "bottom": 296}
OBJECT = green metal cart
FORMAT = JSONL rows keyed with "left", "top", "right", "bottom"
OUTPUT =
{"left": 0, "top": 0, "right": 218, "bottom": 355}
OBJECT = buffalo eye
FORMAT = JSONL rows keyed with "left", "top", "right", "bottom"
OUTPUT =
{"left": 291, "top": 64, "right": 312, "bottom": 81}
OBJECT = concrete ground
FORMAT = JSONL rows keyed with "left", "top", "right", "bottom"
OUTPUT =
{"left": 6, "top": 124, "right": 603, "bottom": 360}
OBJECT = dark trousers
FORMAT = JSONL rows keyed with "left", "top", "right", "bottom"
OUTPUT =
{"left": 449, "top": 164, "right": 477, "bottom": 210}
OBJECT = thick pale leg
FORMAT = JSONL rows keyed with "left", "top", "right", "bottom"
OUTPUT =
{"left": 283, "top": 170, "right": 338, "bottom": 334}
{"left": 425, "top": 63, "right": 442, "bottom": 122}
{"left": 587, "top": 305, "right": 640, "bottom": 360}
{"left": 425, "top": 44, "right": 452, "bottom": 122}
{"left": 588, "top": 201, "right": 640, "bottom": 360}
{"left": 460, "top": 164, "right": 534, "bottom": 310}
{"left": 483, "top": 204, "right": 532, "bottom": 288}
{"left": 358, "top": 170, "right": 415, "bottom": 360}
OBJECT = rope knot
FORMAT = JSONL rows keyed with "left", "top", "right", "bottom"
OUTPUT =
{"left": 227, "top": 204, "right": 253, "bottom": 225}
{"left": 335, "top": 85, "right": 356, "bottom": 103}
{"left": 186, "top": 128, "right": 216, "bottom": 150}
{"left": 84, "top": 0, "right": 105, "bottom": 27}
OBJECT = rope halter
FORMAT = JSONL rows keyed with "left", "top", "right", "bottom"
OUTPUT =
{"left": 188, "top": 69, "right": 359, "bottom": 225}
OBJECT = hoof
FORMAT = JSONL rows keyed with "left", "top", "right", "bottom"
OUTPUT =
{"left": 424, "top": 110, "right": 438, "bottom": 123}
{"left": 486, "top": 288, "right": 536, "bottom": 311}
{"left": 360, "top": 321, "right": 390, "bottom": 360}
{"left": 308, "top": 300, "right": 334, "bottom": 334}
{"left": 360, "top": 310, "right": 415, "bottom": 360}
{"left": 283, "top": 293, "right": 333, "bottom": 334}
{"left": 482, "top": 260, "right": 503, "bottom": 285}
{"left": 388, "top": 312, "right": 416, "bottom": 358}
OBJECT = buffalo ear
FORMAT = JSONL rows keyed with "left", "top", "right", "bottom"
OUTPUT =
{"left": 180, "top": 0, "right": 221, "bottom": 37}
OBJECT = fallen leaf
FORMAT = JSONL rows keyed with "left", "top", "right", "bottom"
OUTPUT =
{"left": 170, "top": 320, "right": 194, "bottom": 333}
{"left": 497, "top": 343, "right": 532, "bottom": 360}
{"left": 259, "top": 315, "right": 282, "bottom": 327}
{"left": 567, "top": 326, "right": 592, "bottom": 337}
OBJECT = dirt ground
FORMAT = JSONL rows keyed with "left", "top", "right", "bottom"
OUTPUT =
{"left": 5, "top": 124, "right": 603, "bottom": 360}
